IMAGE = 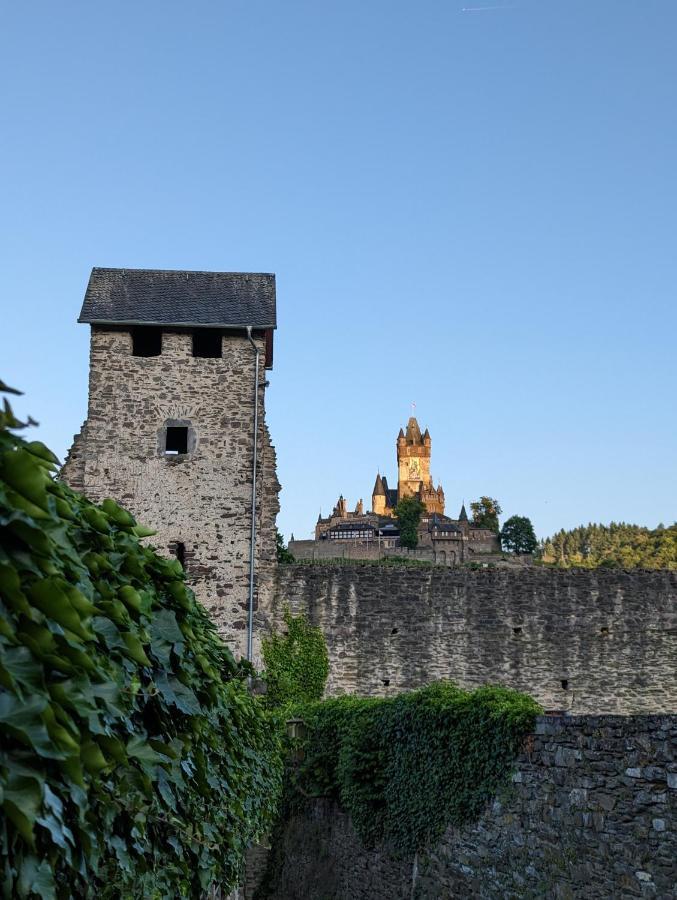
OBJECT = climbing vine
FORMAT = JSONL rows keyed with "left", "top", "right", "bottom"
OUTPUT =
{"left": 290, "top": 682, "right": 540, "bottom": 855}
{"left": 0, "top": 380, "right": 283, "bottom": 899}
{"left": 261, "top": 608, "right": 329, "bottom": 708}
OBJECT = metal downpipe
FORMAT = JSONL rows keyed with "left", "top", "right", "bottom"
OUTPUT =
{"left": 245, "top": 326, "right": 260, "bottom": 662}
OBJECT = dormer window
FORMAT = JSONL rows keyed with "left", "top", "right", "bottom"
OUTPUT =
{"left": 132, "top": 326, "right": 162, "bottom": 357}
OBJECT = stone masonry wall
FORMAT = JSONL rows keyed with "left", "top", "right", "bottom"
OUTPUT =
{"left": 272, "top": 565, "right": 677, "bottom": 713}
{"left": 288, "top": 539, "right": 511, "bottom": 566}
{"left": 256, "top": 715, "right": 677, "bottom": 900}
{"left": 62, "top": 326, "right": 280, "bottom": 658}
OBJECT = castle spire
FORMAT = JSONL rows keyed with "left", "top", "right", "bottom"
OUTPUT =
{"left": 459, "top": 502, "right": 468, "bottom": 522}
{"left": 372, "top": 473, "right": 385, "bottom": 496}
{"left": 405, "top": 417, "right": 422, "bottom": 444}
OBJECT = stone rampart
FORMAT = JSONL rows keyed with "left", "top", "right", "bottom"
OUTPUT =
{"left": 271, "top": 565, "right": 677, "bottom": 714}
{"left": 288, "top": 539, "right": 504, "bottom": 566}
{"left": 255, "top": 714, "right": 677, "bottom": 899}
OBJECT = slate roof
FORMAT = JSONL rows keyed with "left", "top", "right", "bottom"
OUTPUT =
{"left": 78, "top": 268, "right": 276, "bottom": 329}
{"left": 405, "top": 417, "right": 422, "bottom": 444}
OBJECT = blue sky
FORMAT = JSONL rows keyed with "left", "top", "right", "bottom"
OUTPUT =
{"left": 1, "top": 0, "right": 675, "bottom": 540}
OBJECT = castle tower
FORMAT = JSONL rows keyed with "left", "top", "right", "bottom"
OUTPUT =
{"left": 61, "top": 267, "right": 280, "bottom": 660}
{"left": 372, "top": 473, "right": 387, "bottom": 516}
{"left": 397, "top": 416, "right": 432, "bottom": 500}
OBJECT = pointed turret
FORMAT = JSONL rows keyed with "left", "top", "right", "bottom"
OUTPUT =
{"left": 405, "top": 417, "right": 422, "bottom": 445}
{"left": 372, "top": 474, "right": 387, "bottom": 516}
{"left": 423, "top": 428, "right": 431, "bottom": 446}
{"left": 459, "top": 503, "right": 469, "bottom": 522}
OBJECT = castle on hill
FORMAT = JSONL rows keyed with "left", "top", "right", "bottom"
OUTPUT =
{"left": 310, "top": 417, "right": 500, "bottom": 561}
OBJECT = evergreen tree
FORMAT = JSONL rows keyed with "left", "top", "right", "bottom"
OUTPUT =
{"left": 276, "top": 529, "right": 295, "bottom": 563}
{"left": 500, "top": 515, "right": 538, "bottom": 555}
{"left": 539, "top": 522, "right": 676, "bottom": 569}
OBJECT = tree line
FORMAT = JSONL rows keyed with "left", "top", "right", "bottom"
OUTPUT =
{"left": 540, "top": 522, "right": 676, "bottom": 569}
{"left": 394, "top": 494, "right": 675, "bottom": 569}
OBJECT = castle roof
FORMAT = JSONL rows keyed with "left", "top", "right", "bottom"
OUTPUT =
{"left": 459, "top": 503, "right": 469, "bottom": 522}
{"left": 372, "top": 473, "right": 386, "bottom": 496}
{"left": 428, "top": 513, "right": 462, "bottom": 533}
{"left": 405, "top": 417, "right": 422, "bottom": 444}
{"left": 78, "top": 268, "right": 277, "bottom": 329}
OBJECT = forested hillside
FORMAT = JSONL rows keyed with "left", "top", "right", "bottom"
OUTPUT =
{"left": 540, "top": 522, "right": 676, "bottom": 569}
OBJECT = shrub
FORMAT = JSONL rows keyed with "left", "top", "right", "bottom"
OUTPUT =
{"left": 0, "top": 381, "right": 283, "bottom": 899}
{"left": 291, "top": 682, "right": 540, "bottom": 855}
{"left": 261, "top": 608, "right": 328, "bottom": 708}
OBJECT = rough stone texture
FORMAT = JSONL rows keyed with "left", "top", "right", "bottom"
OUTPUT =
{"left": 255, "top": 715, "right": 677, "bottom": 900}
{"left": 62, "top": 326, "right": 280, "bottom": 658}
{"left": 289, "top": 539, "right": 522, "bottom": 566}
{"left": 272, "top": 565, "right": 677, "bottom": 713}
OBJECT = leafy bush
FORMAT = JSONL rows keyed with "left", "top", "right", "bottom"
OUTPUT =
{"left": 261, "top": 608, "right": 328, "bottom": 708}
{"left": 290, "top": 683, "right": 540, "bottom": 855}
{"left": 0, "top": 381, "right": 283, "bottom": 899}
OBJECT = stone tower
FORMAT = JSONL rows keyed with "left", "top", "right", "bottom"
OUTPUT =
{"left": 372, "top": 473, "right": 387, "bottom": 516}
{"left": 61, "top": 267, "right": 280, "bottom": 661}
{"left": 397, "top": 417, "right": 432, "bottom": 499}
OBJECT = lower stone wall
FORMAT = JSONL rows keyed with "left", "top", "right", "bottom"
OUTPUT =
{"left": 253, "top": 715, "right": 677, "bottom": 900}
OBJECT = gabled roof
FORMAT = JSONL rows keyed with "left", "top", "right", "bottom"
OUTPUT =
{"left": 78, "top": 267, "right": 276, "bottom": 329}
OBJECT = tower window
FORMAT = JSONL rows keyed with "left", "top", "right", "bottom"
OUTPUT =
{"left": 192, "top": 329, "right": 222, "bottom": 358}
{"left": 165, "top": 426, "right": 188, "bottom": 455}
{"left": 173, "top": 542, "right": 186, "bottom": 567}
{"left": 132, "top": 326, "right": 162, "bottom": 357}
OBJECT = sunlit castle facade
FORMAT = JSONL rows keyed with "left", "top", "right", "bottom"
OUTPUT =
{"left": 312, "top": 418, "right": 499, "bottom": 558}
{"left": 372, "top": 417, "right": 445, "bottom": 518}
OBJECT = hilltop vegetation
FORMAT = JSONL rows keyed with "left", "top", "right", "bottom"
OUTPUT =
{"left": 540, "top": 522, "right": 676, "bottom": 570}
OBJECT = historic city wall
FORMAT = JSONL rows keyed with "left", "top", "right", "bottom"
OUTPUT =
{"left": 256, "top": 715, "right": 677, "bottom": 900}
{"left": 271, "top": 565, "right": 677, "bottom": 714}
{"left": 288, "top": 539, "right": 509, "bottom": 566}
{"left": 62, "top": 326, "right": 280, "bottom": 657}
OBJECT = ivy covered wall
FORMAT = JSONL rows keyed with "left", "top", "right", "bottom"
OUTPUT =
{"left": 254, "top": 715, "right": 677, "bottom": 899}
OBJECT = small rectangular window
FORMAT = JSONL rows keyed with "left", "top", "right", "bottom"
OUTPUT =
{"left": 192, "top": 329, "right": 222, "bottom": 358}
{"left": 166, "top": 426, "right": 188, "bottom": 455}
{"left": 173, "top": 542, "right": 186, "bottom": 567}
{"left": 132, "top": 327, "right": 162, "bottom": 357}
